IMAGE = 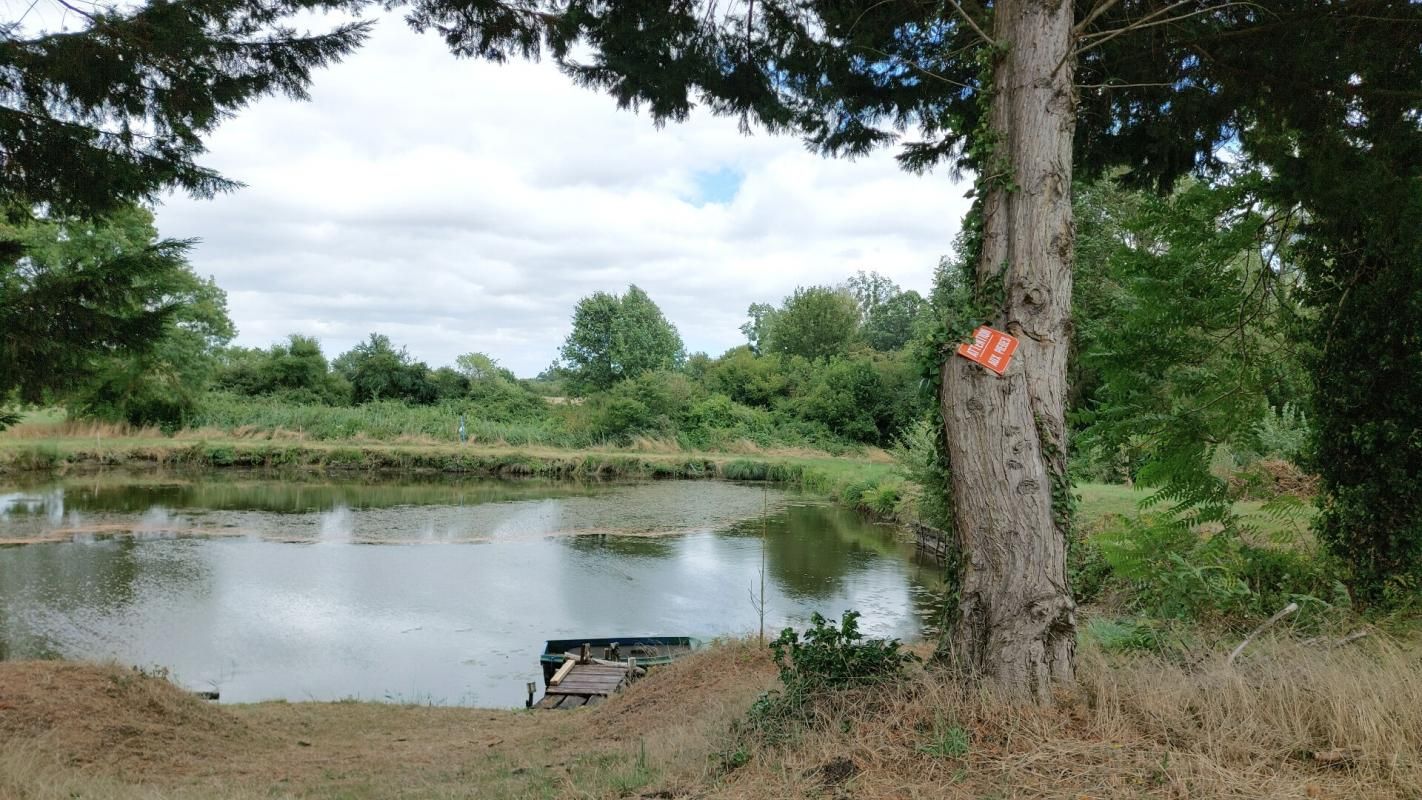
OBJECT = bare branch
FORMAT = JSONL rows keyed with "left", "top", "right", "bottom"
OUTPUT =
{"left": 1077, "top": 2, "right": 1276, "bottom": 59}
{"left": 1228, "top": 602, "right": 1299, "bottom": 666}
{"left": 1074, "top": 0, "right": 1125, "bottom": 35}
{"left": 946, "top": 0, "right": 994, "bottom": 47}
{"left": 847, "top": 0, "right": 905, "bottom": 36}
{"left": 1077, "top": 81, "right": 1189, "bottom": 90}
{"left": 52, "top": 0, "right": 97, "bottom": 22}
{"left": 1332, "top": 630, "right": 1369, "bottom": 649}
{"left": 854, "top": 45, "right": 972, "bottom": 89}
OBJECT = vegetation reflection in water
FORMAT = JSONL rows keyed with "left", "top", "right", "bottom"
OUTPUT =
{"left": 0, "top": 473, "right": 946, "bottom": 706}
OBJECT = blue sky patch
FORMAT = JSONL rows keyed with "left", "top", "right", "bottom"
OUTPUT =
{"left": 690, "top": 166, "right": 744, "bottom": 206}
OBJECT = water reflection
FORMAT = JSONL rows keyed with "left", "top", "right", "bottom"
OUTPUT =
{"left": 0, "top": 472, "right": 947, "bottom": 706}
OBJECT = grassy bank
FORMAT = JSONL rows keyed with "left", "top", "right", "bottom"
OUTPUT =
{"left": 0, "top": 426, "right": 897, "bottom": 493}
{"left": 4, "top": 633, "right": 1420, "bottom": 800}
{"left": 0, "top": 424, "right": 1306, "bottom": 539}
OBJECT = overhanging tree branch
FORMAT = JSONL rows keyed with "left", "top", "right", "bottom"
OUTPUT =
{"left": 945, "top": 0, "right": 993, "bottom": 46}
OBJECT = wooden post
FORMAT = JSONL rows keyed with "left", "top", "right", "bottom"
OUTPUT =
{"left": 579, "top": 643, "right": 590, "bottom": 664}
{"left": 525, "top": 681, "right": 536, "bottom": 708}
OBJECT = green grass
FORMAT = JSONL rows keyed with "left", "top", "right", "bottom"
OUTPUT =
{"left": 191, "top": 394, "right": 570, "bottom": 447}
{"left": 15, "top": 407, "right": 65, "bottom": 426}
{"left": 1076, "top": 482, "right": 1313, "bottom": 541}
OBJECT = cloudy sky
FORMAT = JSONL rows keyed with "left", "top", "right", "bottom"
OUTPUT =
{"left": 154, "top": 10, "right": 973, "bottom": 377}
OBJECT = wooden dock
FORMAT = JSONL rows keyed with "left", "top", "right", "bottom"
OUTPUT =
{"left": 911, "top": 521, "right": 952, "bottom": 563}
{"left": 533, "top": 643, "right": 644, "bottom": 710}
{"left": 534, "top": 662, "right": 631, "bottom": 709}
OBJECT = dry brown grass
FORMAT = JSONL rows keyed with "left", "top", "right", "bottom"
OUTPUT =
{"left": 624, "top": 435, "right": 686, "bottom": 453}
{"left": 0, "top": 662, "right": 253, "bottom": 775}
{"left": 0, "top": 642, "right": 778, "bottom": 800}
{"left": 1, "top": 419, "right": 163, "bottom": 440}
{"left": 2, "top": 637, "right": 1419, "bottom": 799}
{"left": 391, "top": 433, "right": 443, "bottom": 446}
{"left": 859, "top": 446, "right": 897, "bottom": 464}
{"left": 710, "top": 636, "right": 1422, "bottom": 799}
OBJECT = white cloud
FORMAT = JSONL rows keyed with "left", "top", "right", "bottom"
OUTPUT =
{"left": 155, "top": 10, "right": 972, "bottom": 376}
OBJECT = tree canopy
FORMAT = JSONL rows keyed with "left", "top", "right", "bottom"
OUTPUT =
{"left": 334, "top": 333, "right": 439, "bottom": 405}
{"left": 1, "top": 0, "right": 372, "bottom": 219}
{"left": 0, "top": 205, "right": 231, "bottom": 421}
{"left": 758, "top": 286, "right": 861, "bottom": 361}
{"left": 559, "top": 284, "right": 684, "bottom": 393}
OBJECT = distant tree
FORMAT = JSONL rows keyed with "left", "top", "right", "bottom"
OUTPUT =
{"left": 334, "top": 334, "right": 438, "bottom": 405}
{"left": 844, "top": 271, "right": 899, "bottom": 315}
{"left": 614, "top": 285, "right": 685, "bottom": 376}
{"left": 763, "top": 286, "right": 860, "bottom": 361}
{"left": 430, "top": 367, "right": 471, "bottom": 400}
{"left": 682, "top": 351, "right": 713, "bottom": 382}
{"left": 841, "top": 271, "right": 926, "bottom": 351}
{"left": 740, "top": 302, "right": 778, "bottom": 354}
{"left": 862, "top": 290, "right": 925, "bottom": 352}
{"left": 267, "top": 335, "right": 335, "bottom": 394}
{"left": 0, "top": 206, "right": 232, "bottom": 425}
{"left": 560, "top": 285, "right": 684, "bottom": 393}
{"left": 456, "top": 352, "right": 510, "bottom": 382}
{"left": 560, "top": 291, "right": 621, "bottom": 392}
{"left": 214, "top": 334, "right": 349, "bottom": 404}
{"left": 527, "top": 362, "right": 573, "bottom": 397}
{"left": 706, "top": 347, "right": 790, "bottom": 408}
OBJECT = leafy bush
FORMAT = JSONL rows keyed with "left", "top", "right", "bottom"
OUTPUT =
{"left": 559, "top": 370, "right": 698, "bottom": 443}
{"left": 1067, "top": 533, "right": 1112, "bottom": 605}
{"left": 859, "top": 479, "right": 903, "bottom": 517}
{"left": 1097, "top": 516, "right": 1250, "bottom": 618}
{"left": 681, "top": 393, "right": 776, "bottom": 449}
{"left": 1249, "top": 403, "right": 1311, "bottom": 464}
{"left": 1094, "top": 510, "right": 1345, "bottom": 622}
{"left": 892, "top": 418, "right": 953, "bottom": 530}
{"left": 741, "top": 611, "right": 918, "bottom": 745}
{"left": 788, "top": 357, "right": 886, "bottom": 443}
{"left": 704, "top": 348, "right": 789, "bottom": 407}
{"left": 769, "top": 611, "right": 918, "bottom": 690}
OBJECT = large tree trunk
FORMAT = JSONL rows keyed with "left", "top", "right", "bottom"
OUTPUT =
{"left": 940, "top": 0, "right": 1077, "bottom": 703}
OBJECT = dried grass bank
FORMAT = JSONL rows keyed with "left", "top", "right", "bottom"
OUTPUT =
{"left": 2, "top": 636, "right": 1419, "bottom": 799}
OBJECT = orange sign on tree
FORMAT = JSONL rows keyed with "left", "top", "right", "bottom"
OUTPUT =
{"left": 956, "top": 326, "right": 1019, "bottom": 375}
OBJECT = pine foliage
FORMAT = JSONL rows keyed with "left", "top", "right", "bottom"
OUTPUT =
{"left": 1, "top": 0, "right": 373, "bottom": 217}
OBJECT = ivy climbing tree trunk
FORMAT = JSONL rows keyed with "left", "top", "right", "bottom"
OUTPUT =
{"left": 940, "top": 0, "right": 1077, "bottom": 703}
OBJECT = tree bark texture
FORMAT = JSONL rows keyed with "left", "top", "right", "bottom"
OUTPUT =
{"left": 941, "top": 0, "right": 1077, "bottom": 702}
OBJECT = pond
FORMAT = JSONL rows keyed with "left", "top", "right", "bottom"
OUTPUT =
{"left": 0, "top": 472, "right": 947, "bottom": 706}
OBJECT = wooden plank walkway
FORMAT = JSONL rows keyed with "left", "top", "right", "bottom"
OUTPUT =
{"left": 534, "top": 662, "right": 633, "bottom": 710}
{"left": 911, "top": 521, "right": 952, "bottom": 563}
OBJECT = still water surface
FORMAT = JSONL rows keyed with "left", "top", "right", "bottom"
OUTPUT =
{"left": 0, "top": 473, "right": 945, "bottom": 706}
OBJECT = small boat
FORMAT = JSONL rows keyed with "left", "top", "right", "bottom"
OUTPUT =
{"left": 539, "top": 636, "right": 703, "bottom": 685}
